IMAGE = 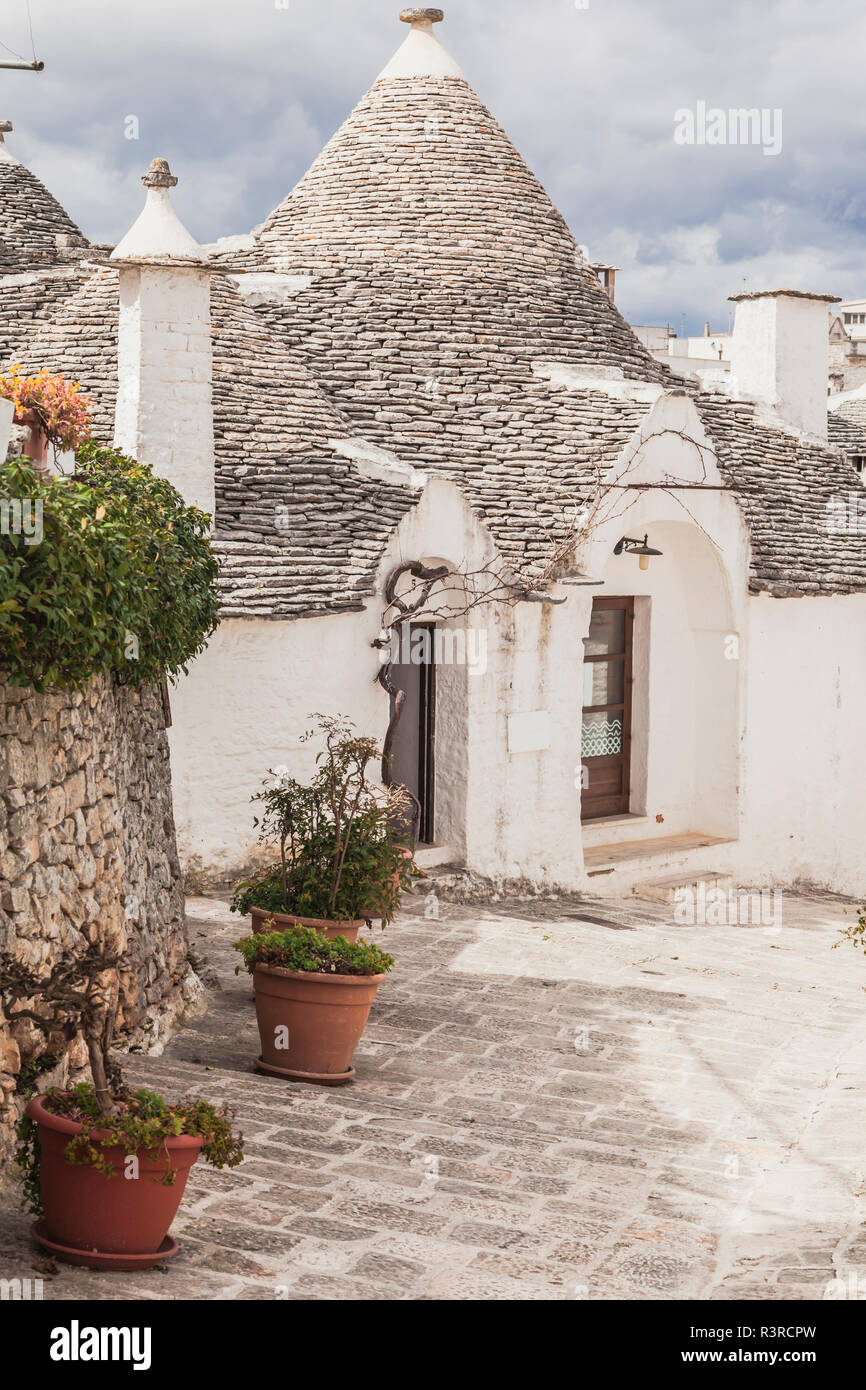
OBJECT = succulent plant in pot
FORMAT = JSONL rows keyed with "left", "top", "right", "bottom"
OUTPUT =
{"left": 234, "top": 925, "right": 394, "bottom": 1086}
{"left": 231, "top": 714, "right": 416, "bottom": 943}
{"left": 4, "top": 945, "right": 244, "bottom": 1271}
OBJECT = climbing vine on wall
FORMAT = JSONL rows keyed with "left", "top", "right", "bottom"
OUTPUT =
{"left": 0, "top": 442, "right": 220, "bottom": 691}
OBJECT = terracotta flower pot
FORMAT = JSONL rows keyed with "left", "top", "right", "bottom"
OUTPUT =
{"left": 18, "top": 409, "right": 50, "bottom": 473}
{"left": 249, "top": 906, "right": 364, "bottom": 943}
{"left": 26, "top": 1094, "right": 202, "bottom": 1271}
{"left": 253, "top": 963, "right": 385, "bottom": 1085}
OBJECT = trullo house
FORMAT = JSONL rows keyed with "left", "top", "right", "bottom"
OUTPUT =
{"left": 2, "top": 8, "right": 865, "bottom": 899}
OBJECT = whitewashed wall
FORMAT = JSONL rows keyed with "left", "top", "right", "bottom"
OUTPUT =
{"left": 167, "top": 609, "right": 385, "bottom": 877}
{"left": 167, "top": 476, "right": 586, "bottom": 885}
{"left": 167, "top": 427, "right": 866, "bottom": 901}
{"left": 737, "top": 592, "right": 866, "bottom": 897}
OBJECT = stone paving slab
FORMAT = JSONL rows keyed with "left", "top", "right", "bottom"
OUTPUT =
{"left": 1, "top": 887, "right": 865, "bottom": 1300}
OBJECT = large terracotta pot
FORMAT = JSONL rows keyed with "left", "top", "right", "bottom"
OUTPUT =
{"left": 18, "top": 409, "right": 50, "bottom": 473}
{"left": 26, "top": 1094, "right": 202, "bottom": 1271}
{"left": 249, "top": 906, "right": 364, "bottom": 943}
{"left": 253, "top": 963, "right": 386, "bottom": 1086}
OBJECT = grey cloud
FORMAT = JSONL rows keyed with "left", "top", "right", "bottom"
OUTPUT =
{"left": 2, "top": 0, "right": 864, "bottom": 333}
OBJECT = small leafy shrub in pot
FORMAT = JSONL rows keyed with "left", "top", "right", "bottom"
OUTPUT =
{"left": 18, "top": 1083, "right": 243, "bottom": 1213}
{"left": 234, "top": 925, "right": 395, "bottom": 977}
{"left": 230, "top": 714, "right": 416, "bottom": 932}
{"left": 2, "top": 945, "right": 243, "bottom": 1269}
{"left": 835, "top": 906, "right": 866, "bottom": 957}
{"left": 234, "top": 925, "right": 395, "bottom": 1086}
{"left": 0, "top": 365, "right": 92, "bottom": 453}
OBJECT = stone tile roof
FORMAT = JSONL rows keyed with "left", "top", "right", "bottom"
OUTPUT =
{"left": 0, "top": 135, "right": 98, "bottom": 369}
{"left": 224, "top": 75, "right": 667, "bottom": 386}
{"left": 10, "top": 267, "right": 120, "bottom": 437}
{"left": 0, "top": 264, "right": 94, "bottom": 368}
{"left": 215, "top": 55, "right": 866, "bottom": 600}
{"left": 4, "top": 36, "right": 866, "bottom": 609}
{"left": 828, "top": 398, "right": 866, "bottom": 457}
{"left": 0, "top": 146, "right": 89, "bottom": 275}
{"left": 8, "top": 268, "right": 419, "bottom": 618}
{"left": 208, "top": 278, "right": 419, "bottom": 618}
{"left": 694, "top": 395, "right": 866, "bottom": 596}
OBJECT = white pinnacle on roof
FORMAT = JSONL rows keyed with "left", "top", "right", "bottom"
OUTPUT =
{"left": 111, "top": 157, "right": 204, "bottom": 262}
{"left": 377, "top": 8, "right": 464, "bottom": 81}
{"left": 0, "top": 121, "right": 20, "bottom": 166}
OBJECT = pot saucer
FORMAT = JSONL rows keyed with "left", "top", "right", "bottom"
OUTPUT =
{"left": 255, "top": 1057, "right": 356, "bottom": 1086}
{"left": 31, "top": 1222, "right": 179, "bottom": 1271}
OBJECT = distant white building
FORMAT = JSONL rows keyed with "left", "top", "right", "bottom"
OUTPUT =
{"left": 632, "top": 299, "right": 866, "bottom": 397}
{"left": 631, "top": 322, "right": 732, "bottom": 385}
{"left": 829, "top": 301, "right": 866, "bottom": 393}
{"left": 837, "top": 299, "right": 866, "bottom": 338}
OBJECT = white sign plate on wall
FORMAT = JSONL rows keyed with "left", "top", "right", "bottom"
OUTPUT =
{"left": 507, "top": 710, "right": 552, "bottom": 754}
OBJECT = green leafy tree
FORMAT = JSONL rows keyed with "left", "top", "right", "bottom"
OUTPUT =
{"left": 0, "top": 443, "right": 219, "bottom": 690}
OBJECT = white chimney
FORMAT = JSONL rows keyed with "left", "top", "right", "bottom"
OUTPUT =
{"left": 379, "top": 8, "right": 464, "bottom": 80}
{"left": 728, "top": 289, "right": 839, "bottom": 439}
{"left": 111, "top": 158, "right": 214, "bottom": 518}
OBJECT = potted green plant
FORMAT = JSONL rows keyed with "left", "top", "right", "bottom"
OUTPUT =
{"left": 231, "top": 714, "right": 416, "bottom": 943}
{"left": 234, "top": 925, "right": 394, "bottom": 1086}
{"left": 4, "top": 945, "right": 244, "bottom": 1271}
{"left": 0, "top": 364, "right": 92, "bottom": 472}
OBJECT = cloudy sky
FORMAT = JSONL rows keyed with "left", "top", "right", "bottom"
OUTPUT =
{"left": 2, "top": 0, "right": 864, "bottom": 333}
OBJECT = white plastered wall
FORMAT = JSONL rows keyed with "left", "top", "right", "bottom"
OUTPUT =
{"left": 167, "top": 605, "right": 385, "bottom": 877}
{"left": 737, "top": 592, "right": 866, "bottom": 897}
{"left": 167, "top": 475, "right": 585, "bottom": 885}
{"left": 166, "top": 391, "right": 866, "bottom": 899}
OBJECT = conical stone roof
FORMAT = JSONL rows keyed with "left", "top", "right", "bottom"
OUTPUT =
{"left": 0, "top": 125, "right": 89, "bottom": 275}
{"left": 228, "top": 13, "right": 664, "bottom": 385}
{"left": 205, "top": 11, "right": 866, "bottom": 599}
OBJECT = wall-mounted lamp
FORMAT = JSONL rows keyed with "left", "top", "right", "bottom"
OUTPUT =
{"left": 613, "top": 534, "right": 664, "bottom": 571}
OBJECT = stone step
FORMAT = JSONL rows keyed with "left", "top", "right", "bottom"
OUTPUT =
{"left": 582, "top": 831, "right": 737, "bottom": 894}
{"left": 413, "top": 843, "right": 458, "bottom": 870}
{"left": 632, "top": 870, "right": 735, "bottom": 905}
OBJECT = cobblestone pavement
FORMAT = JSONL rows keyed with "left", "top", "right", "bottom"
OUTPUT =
{"left": 1, "top": 887, "right": 865, "bottom": 1301}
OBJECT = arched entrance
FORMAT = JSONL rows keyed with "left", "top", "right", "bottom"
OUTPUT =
{"left": 582, "top": 517, "right": 740, "bottom": 843}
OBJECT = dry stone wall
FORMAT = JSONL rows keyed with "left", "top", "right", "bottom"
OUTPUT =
{"left": 0, "top": 673, "right": 200, "bottom": 1156}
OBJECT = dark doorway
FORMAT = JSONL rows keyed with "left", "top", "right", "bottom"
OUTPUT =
{"left": 389, "top": 623, "right": 436, "bottom": 844}
{"left": 580, "top": 596, "right": 634, "bottom": 819}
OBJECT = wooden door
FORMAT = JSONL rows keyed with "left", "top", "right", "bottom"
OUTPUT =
{"left": 580, "top": 597, "right": 634, "bottom": 819}
{"left": 389, "top": 623, "right": 436, "bottom": 844}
